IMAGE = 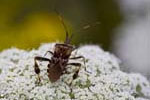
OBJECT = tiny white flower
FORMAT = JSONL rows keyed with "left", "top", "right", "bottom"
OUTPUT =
{"left": 0, "top": 43, "right": 149, "bottom": 100}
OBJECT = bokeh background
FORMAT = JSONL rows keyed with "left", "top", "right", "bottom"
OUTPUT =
{"left": 0, "top": 0, "right": 149, "bottom": 80}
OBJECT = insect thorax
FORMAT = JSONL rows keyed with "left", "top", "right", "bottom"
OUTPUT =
{"left": 54, "top": 43, "right": 73, "bottom": 58}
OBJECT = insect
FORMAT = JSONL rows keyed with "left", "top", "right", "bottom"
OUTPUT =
{"left": 34, "top": 12, "right": 85, "bottom": 83}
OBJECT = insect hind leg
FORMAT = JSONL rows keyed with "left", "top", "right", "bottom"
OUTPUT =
{"left": 67, "top": 63, "right": 81, "bottom": 80}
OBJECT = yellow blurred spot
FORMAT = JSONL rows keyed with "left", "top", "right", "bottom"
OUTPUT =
{"left": 0, "top": 12, "right": 71, "bottom": 51}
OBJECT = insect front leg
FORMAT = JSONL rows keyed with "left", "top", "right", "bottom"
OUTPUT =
{"left": 44, "top": 51, "right": 54, "bottom": 57}
{"left": 34, "top": 56, "right": 51, "bottom": 83}
{"left": 70, "top": 56, "right": 85, "bottom": 65}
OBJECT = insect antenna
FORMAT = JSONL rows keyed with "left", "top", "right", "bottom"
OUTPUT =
{"left": 55, "top": 9, "right": 73, "bottom": 44}
{"left": 67, "top": 33, "right": 74, "bottom": 44}
{"left": 55, "top": 9, "right": 100, "bottom": 44}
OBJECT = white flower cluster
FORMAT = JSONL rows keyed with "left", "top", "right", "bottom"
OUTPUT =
{"left": 0, "top": 43, "right": 150, "bottom": 100}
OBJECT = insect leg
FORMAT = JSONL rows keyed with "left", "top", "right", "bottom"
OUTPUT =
{"left": 70, "top": 56, "right": 85, "bottom": 63}
{"left": 70, "top": 56, "right": 86, "bottom": 69}
{"left": 70, "top": 56, "right": 84, "bottom": 59}
{"left": 70, "top": 56, "right": 91, "bottom": 74}
{"left": 34, "top": 56, "right": 51, "bottom": 83}
{"left": 65, "top": 63, "right": 81, "bottom": 86}
{"left": 44, "top": 51, "right": 54, "bottom": 57}
{"left": 67, "top": 63, "right": 81, "bottom": 80}
{"left": 67, "top": 63, "right": 81, "bottom": 66}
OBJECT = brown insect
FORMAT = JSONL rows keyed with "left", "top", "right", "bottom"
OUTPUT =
{"left": 34, "top": 12, "right": 85, "bottom": 83}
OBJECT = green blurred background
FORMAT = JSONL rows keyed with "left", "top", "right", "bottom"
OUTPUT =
{"left": 0, "top": 0, "right": 122, "bottom": 51}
